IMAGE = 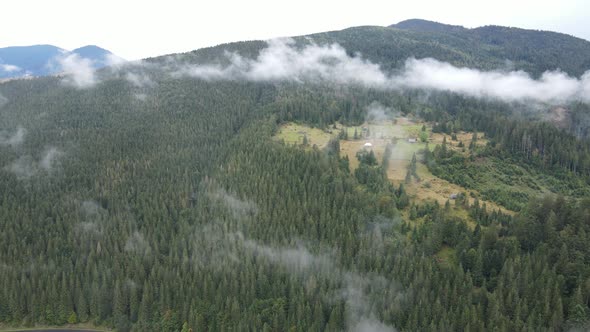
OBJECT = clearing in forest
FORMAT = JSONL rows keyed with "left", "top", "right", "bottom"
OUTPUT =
{"left": 274, "top": 120, "right": 512, "bottom": 215}
{"left": 406, "top": 164, "right": 513, "bottom": 216}
{"left": 339, "top": 118, "right": 426, "bottom": 172}
{"left": 273, "top": 122, "right": 335, "bottom": 148}
{"left": 430, "top": 131, "right": 487, "bottom": 155}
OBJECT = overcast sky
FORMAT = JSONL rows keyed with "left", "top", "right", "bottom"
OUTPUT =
{"left": 1, "top": 0, "right": 588, "bottom": 60}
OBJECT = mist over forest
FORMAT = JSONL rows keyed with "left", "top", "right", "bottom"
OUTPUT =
{"left": 1, "top": 19, "right": 590, "bottom": 332}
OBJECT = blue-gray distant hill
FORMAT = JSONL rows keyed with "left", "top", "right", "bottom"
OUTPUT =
{"left": 0, "top": 44, "right": 119, "bottom": 79}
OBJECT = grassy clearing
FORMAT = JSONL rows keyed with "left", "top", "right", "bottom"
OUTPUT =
{"left": 430, "top": 132, "right": 487, "bottom": 155}
{"left": 274, "top": 122, "right": 335, "bottom": 148}
{"left": 273, "top": 121, "right": 512, "bottom": 216}
{"left": 339, "top": 118, "right": 428, "bottom": 172}
{"left": 403, "top": 124, "right": 425, "bottom": 138}
{"left": 340, "top": 138, "right": 388, "bottom": 171}
{"left": 340, "top": 139, "right": 427, "bottom": 173}
{"left": 386, "top": 141, "right": 427, "bottom": 181}
{"left": 340, "top": 121, "right": 406, "bottom": 140}
{"left": 386, "top": 159, "right": 410, "bottom": 182}
{"left": 405, "top": 163, "right": 513, "bottom": 216}
{"left": 436, "top": 245, "right": 457, "bottom": 268}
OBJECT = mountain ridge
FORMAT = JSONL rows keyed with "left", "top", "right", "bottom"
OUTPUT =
{"left": 1, "top": 18, "right": 590, "bottom": 332}
{"left": 169, "top": 19, "right": 590, "bottom": 77}
{"left": 391, "top": 18, "right": 589, "bottom": 41}
{"left": 0, "top": 44, "right": 119, "bottom": 78}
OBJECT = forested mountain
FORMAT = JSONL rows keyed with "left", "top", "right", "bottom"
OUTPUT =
{"left": 390, "top": 19, "right": 590, "bottom": 77}
{"left": 1, "top": 20, "right": 590, "bottom": 332}
{"left": 173, "top": 19, "right": 590, "bottom": 79}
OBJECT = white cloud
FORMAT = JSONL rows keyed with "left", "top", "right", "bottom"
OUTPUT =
{"left": 237, "top": 234, "right": 399, "bottom": 332}
{"left": 124, "top": 231, "right": 151, "bottom": 255}
{"left": 105, "top": 53, "right": 127, "bottom": 67}
{"left": 395, "top": 58, "right": 590, "bottom": 103}
{"left": 125, "top": 72, "right": 154, "bottom": 88}
{"left": 343, "top": 273, "right": 399, "bottom": 332}
{"left": 245, "top": 39, "right": 387, "bottom": 85}
{"left": 241, "top": 236, "right": 334, "bottom": 273}
{"left": 208, "top": 188, "right": 258, "bottom": 219}
{"left": 4, "top": 155, "right": 37, "bottom": 179}
{"left": 352, "top": 319, "right": 397, "bottom": 332}
{"left": 366, "top": 102, "right": 396, "bottom": 122}
{"left": 4, "top": 146, "right": 63, "bottom": 179}
{"left": 40, "top": 147, "right": 62, "bottom": 170}
{"left": 0, "top": 126, "right": 26, "bottom": 147}
{"left": 0, "top": 64, "right": 20, "bottom": 73}
{"left": 179, "top": 38, "right": 388, "bottom": 86}
{"left": 81, "top": 200, "right": 106, "bottom": 216}
{"left": 133, "top": 93, "right": 148, "bottom": 101}
{"left": 56, "top": 53, "right": 97, "bottom": 88}
{"left": 581, "top": 72, "right": 590, "bottom": 97}
{"left": 178, "top": 38, "right": 590, "bottom": 105}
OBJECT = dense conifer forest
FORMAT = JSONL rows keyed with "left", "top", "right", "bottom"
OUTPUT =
{"left": 1, "top": 20, "right": 590, "bottom": 331}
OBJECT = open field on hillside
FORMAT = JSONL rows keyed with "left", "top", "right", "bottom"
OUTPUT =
{"left": 407, "top": 164, "right": 514, "bottom": 215}
{"left": 430, "top": 131, "right": 487, "bottom": 155}
{"left": 273, "top": 122, "right": 334, "bottom": 148}
{"left": 274, "top": 120, "right": 513, "bottom": 215}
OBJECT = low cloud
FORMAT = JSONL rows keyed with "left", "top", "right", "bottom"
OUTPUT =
{"left": 81, "top": 200, "right": 106, "bottom": 216}
{"left": 40, "top": 147, "right": 62, "bottom": 170}
{"left": 208, "top": 187, "right": 258, "bottom": 219}
{"left": 52, "top": 52, "right": 127, "bottom": 89}
{"left": 352, "top": 319, "right": 397, "bottom": 332}
{"left": 104, "top": 59, "right": 159, "bottom": 90}
{"left": 56, "top": 53, "right": 97, "bottom": 88}
{"left": 124, "top": 231, "right": 151, "bottom": 255}
{"left": 75, "top": 200, "right": 107, "bottom": 235}
{"left": 342, "top": 273, "right": 399, "bottom": 332}
{"left": 125, "top": 279, "right": 138, "bottom": 289}
{"left": 3, "top": 146, "right": 63, "bottom": 179}
{"left": 133, "top": 93, "right": 148, "bottom": 101}
{"left": 126, "top": 72, "right": 155, "bottom": 88}
{"left": 0, "top": 64, "right": 20, "bottom": 73}
{"left": 0, "top": 126, "right": 26, "bottom": 147}
{"left": 240, "top": 236, "right": 335, "bottom": 274}
{"left": 237, "top": 234, "right": 400, "bottom": 332}
{"left": 178, "top": 38, "right": 387, "bottom": 86}
{"left": 105, "top": 53, "right": 127, "bottom": 67}
{"left": 38, "top": 38, "right": 590, "bottom": 104}
{"left": 366, "top": 102, "right": 396, "bottom": 123}
{"left": 5, "top": 155, "right": 37, "bottom": 179}
{"left": 177, "top": 38, "right": 590, "bottom": 105}
{"left": 395, "top": 58, "right": 590, "bottom": 103}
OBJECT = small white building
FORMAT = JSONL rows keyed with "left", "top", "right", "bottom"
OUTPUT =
{"left": 407, "top": 138, "right": 417, "bottom": 143}
{"left": 363, "top": 142, "right": 373, "bottom": 148}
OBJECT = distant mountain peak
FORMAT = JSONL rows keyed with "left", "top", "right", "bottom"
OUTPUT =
{"left": 0, "top": 44, "right": 120, "bottom": 79}
{"left": 72, "top": 45, "right": 111, "bottom": 56}
{"left": 390, "top": 19, "right": 468, "bottom": 33}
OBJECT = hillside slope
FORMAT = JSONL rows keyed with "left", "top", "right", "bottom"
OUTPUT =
{"left": 390, "top": 19, "right": 590, "bottom": 76}
{"left": 0, "top": 21, "right": 589, "bottom": 331}
{"left": 173, "top": 19, "right": 590, "bottom": 78}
